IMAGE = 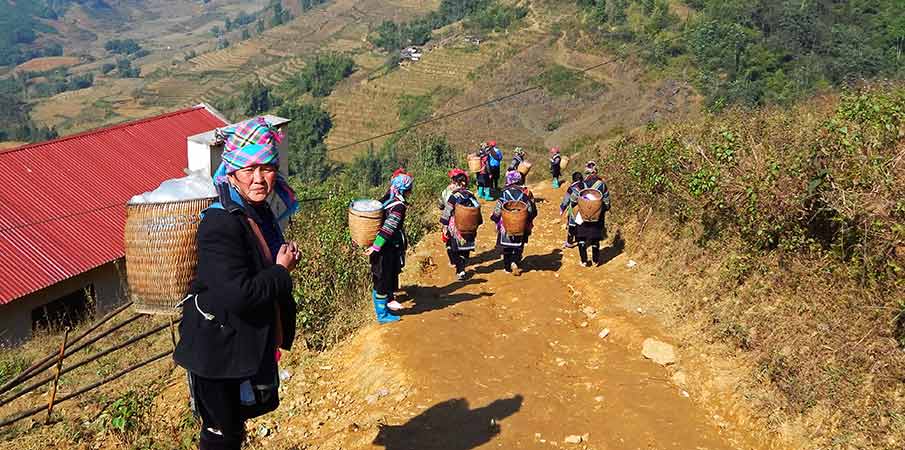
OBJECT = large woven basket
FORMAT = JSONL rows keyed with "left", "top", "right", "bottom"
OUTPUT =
{"left": 124, "top": 197, "right": 214, "bottom": 315}
{"left": 560, "top": 155, "right": 570, "bottom": 170}
{"left": 517, "top": 161, "right": 533, "bottom": 176}
{"left": 349, "top": 200, "right": 384, "bottom": 247}
{"left": 454, "top": 204, "right": 481, "bottom": 235}
{"left": 578, "top": 189, "right": 603, "bottom": 222}
{"left": 467, "top": 154, "right": 482, "bottom": 172}
{"left": 501, "top": 200, "right": 529, "bottom": 236}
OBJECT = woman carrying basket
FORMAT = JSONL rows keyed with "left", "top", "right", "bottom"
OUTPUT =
{"left": 572, "top": 162, "right": 611, "bottom": 266}
{"left": 550, "top": 147, "right": 562, "bottom": 189}
{"left": 365, "top": 171, "right": 414, "bottom": 324}
{"left": 174, "top": 132, "right": 300, "bottom": 450}
{"left": 441, "top": 172, "right": 482, "bottom": 280}
{"left": 475, "top": 144, "right": 494, "bottom": 201}
{"left": 491, "top": 170, "right": 537, "bottom": 275}
{"left": 508, "top": 147, "right": 526, "bottom": 172}
{"left": 559, "top": 171, "right": 584, "bottom": 248}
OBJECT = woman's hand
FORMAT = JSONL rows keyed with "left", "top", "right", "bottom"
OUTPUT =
{"left": 277, "top": 242, "right": 300, "bottom": 271}
{"left": 364, "top": 246, "right": 377, "bottom": 256}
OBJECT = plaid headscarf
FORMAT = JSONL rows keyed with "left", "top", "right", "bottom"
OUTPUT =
{"left": 213, "top": 144, "right": 298, "bottom": 224}
{"left": 217, "top": 116, "right": 283, "bottom": 153}
{"left": 506, "top": 170, "right": 523, "bottom": 185}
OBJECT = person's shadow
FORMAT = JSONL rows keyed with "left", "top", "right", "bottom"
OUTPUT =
{"left": 598, "top": 230, "right": 625, "bottom": 266}
{"left": 522, "top": 248, "right": 563, "bottom": 272}
{"left": 468, "top": 247, "right": 501, "bottom": 265}
{"left": 373, "top": 395, "right": 524, "bottom": 450}
{"left": 398, "top": 278, "right": 492, "bottom": 316}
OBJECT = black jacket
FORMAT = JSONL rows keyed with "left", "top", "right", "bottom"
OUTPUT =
{"left": 174, "top": 202, "right": 297, "bottom": 380}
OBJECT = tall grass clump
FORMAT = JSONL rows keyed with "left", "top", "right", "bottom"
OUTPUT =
{"left": 600, "top": 84, "right": 905, "bottom": 448}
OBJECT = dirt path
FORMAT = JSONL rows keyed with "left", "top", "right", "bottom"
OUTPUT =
{"left": 275, "top": 182, "right": 768, "bottom": 450}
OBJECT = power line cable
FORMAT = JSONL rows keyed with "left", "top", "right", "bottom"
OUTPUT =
{"left": 0, "top": 196, "right": 330, "bottom": 235}
{"left": 4, "top": 27, "right": 699, "bottom": 232}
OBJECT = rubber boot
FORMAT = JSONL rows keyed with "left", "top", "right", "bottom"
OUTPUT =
{"left": 372, "top": 290, "right": 400, "bottom": 324}
{"left": 552, "top": 178, "right": 560, "bottom": 189}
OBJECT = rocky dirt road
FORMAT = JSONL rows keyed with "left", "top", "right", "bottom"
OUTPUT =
{"left": 273, "top": 182, "right": 770, "bottom": 450}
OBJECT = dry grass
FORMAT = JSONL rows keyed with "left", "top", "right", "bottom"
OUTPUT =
{"left": 14, "top": 57, "right": 81, "bottom": 73}
{"left": 0, "top": 310, "right": 182, "bottom": 449}
{"left": 595, "top": 88, "right": 905, "bottom": 450}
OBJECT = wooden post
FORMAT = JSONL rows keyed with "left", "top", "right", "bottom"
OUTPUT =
{"left": 45, "top": 328, "right": 69, "bottom": 424}
{"left": 168, "top": 317, "right": 177, "bottom": 370}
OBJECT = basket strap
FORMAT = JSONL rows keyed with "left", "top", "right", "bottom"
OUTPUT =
{"left": 245, "top": 218, "right": 273, "bottom": 263}
{"left": 244, "top": 218, "right": 283, "bottom": 349}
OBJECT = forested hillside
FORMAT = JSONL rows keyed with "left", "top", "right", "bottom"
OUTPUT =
{"left": 576, "top": 0, "right": 905, "bottom": 107}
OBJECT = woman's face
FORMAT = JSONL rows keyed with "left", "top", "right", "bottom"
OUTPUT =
{"left": 229, "top": 164, "right": 277, "bottom": 204}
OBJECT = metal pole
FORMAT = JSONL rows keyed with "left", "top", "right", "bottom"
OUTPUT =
{"left": 168, "top": 317, "right": 178, "bottom": 370}
{"left": 45, "top": 328, "right": 69, "bottom": 424}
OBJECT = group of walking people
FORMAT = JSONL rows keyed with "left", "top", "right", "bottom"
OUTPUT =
{"left": 366, "top": 141, "right": 612, "bottom": 324}
{"left": 172, "top": 121, "right": 610, "bottom": 448}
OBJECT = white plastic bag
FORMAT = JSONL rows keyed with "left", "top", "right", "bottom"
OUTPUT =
{"left": 129, "top": 169, "right": 217, "bottom": 204}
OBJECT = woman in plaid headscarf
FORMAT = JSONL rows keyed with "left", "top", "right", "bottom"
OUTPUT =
{"left": 175, "top": 119, "right": 300, "bottom": 450}
{"left": 365, "top": 170, "right": 414, "bottom": 323}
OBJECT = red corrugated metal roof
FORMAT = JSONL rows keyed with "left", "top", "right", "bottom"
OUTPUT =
{"left": 0, "top": 106, "right": 227, "bottom": 305}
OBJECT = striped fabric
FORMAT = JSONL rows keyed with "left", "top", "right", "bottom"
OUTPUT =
{"left": 217, "top": 117, "right": 283, "bottom": 153}
{"left": 377, "top": 201, "right": 406, "bottom": 243}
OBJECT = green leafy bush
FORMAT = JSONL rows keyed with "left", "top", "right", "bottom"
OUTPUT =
{"left": 576, "top": 0, "right": 905, "bottom": 107}
{"left": 368, "top": 0, "right": 524, "bottom": 52}
{"left": 286, "top": 53, "right": 355, "bottom": 98}
{"left": 604, "top": 84, "right": 904, "bottom": 300}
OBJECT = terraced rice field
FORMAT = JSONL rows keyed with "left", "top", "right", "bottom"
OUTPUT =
{"left": 324, "top": 30, "right": 550, "bottom": 159}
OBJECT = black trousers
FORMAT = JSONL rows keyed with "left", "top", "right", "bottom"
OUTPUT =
{"left": 566, "top": 226, "right": 577, "bottom": 245}
{"left": 502, "top": 246, "right": 524, "bottom": 270}
{"left": 446, "top": 243, "right": 471, "bottom": 273}
{"left": 189, "top": 374, "right": 244, "bottom": 450}
{"left": 578, "top": 241, "right": 601, "bottom": 264}
{"left": 489, "top": 166, "right": 501, "bottom": 190}
{"left": 371, "top": 245, "right": 403, "bottom": 297}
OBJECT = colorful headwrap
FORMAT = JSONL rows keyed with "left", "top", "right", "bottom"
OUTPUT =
{"left": 584, "top": 160, "right": 598, "bottom": 175}
{"left": 213, "top": 120, "right": 298, "bottom": 224}
{"left": 389, "top": 173, "right": 414, "bottom": 198}
{"left": 550, "top": 146, "right": 560, "bottom": 154}
{"left": 217, "top": 116, "right": 283, "bottom": 153}
{"left": 514, "top": 147, "right": 526, "bottom": 156}
{"left": 506, "top": 170, "right": 523, "bottom": 185}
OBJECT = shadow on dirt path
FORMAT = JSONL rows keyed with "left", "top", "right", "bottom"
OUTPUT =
{"left": 399, "top": 278, "right": 493, "bottom": 316}
{"left": 373, "top": 395, "right": 524, "bottom": 450}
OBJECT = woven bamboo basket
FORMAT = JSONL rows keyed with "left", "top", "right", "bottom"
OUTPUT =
{"left": 124, "top": 197, "right": 214, "bottom": 315}
{"left": 517, "top": 161, "right": 533, "bottom": 176}
{"left": 501, "top": 200, "right": 529, "bottom": 236}
{"left": 560, "top": 155, "right": 570, "bottom": 170}
{"left": 467, "top": 154, "right": 482, "bottom": 172}
{"left": 577, "top": 188, "right": 603, "bottom": 222}
{"left": 454, "top": 204, "right": 481, "bottom": 235}
{"left": 349, "top": 200, "right": 384, "bottom": 247}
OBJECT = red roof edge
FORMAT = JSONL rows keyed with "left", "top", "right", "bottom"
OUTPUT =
{"left": 2, "top": 105, "right": 215, "bottom": 154}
